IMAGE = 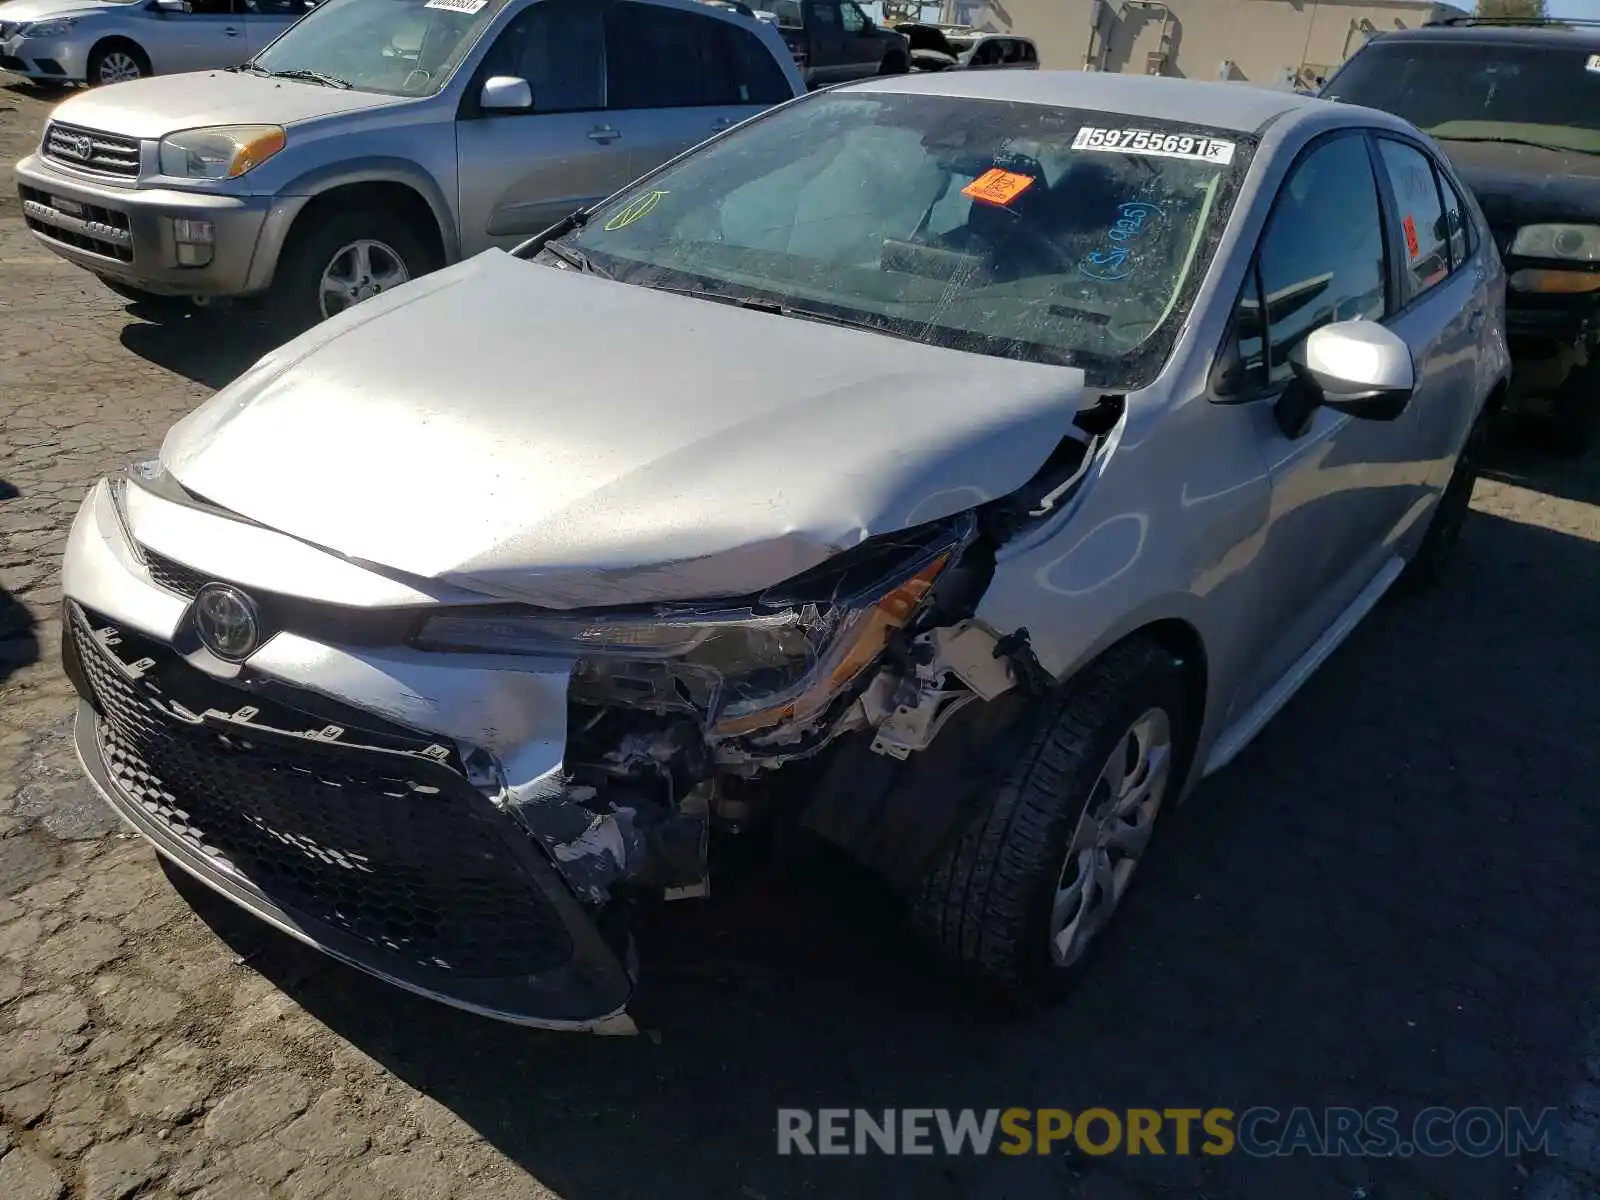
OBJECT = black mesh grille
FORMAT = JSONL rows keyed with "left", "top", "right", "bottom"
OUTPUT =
{"left": 68, "top": 605, "right": 573, "bottom": 977}
{"left": 142, "top": 550, "right": 209, "bottom": 599}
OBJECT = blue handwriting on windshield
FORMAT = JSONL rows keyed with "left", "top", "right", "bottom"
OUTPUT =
{"left": 1079, "top": 201, "right": 1164, "bottom": 283}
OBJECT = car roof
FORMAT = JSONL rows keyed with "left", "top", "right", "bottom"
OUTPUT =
{"left": 1366, "top": 21, "right": 1600, "bottom": 49}
{"left": 846, "top": 70, "right": 1323, "bottom": 135}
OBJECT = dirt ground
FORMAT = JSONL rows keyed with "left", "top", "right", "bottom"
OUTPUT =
{"left": 2, "top": 77, "right": 1599, "bottom": 1200}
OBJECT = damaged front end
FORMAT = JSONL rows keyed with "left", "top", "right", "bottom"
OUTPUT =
{"left": 429, "top": 400, "right": 1120, "bottom": 957}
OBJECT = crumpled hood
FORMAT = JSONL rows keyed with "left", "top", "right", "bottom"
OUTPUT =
{"left": 1436, "top": 138, "right": 1600, "bottom": 228}
{"left": 163, "top": 251, "right": 1086, "bottom": 608}
{"left": 0, "top": 0, "right": 117, "bottom": 24}
{"left": 48, "top": 70, "right": 403, "bottom": 140}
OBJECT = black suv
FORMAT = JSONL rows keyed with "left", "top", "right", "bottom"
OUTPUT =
{"left": 1323, "top": 18, "right": 1600, "bottom": 447}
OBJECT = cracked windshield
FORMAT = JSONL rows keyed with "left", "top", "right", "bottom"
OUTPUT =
{"left": 561, "top": 93, "right": 1245, "bottom": 381}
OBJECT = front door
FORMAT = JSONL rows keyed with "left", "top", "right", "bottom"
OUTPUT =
{"left": 455, "top": 0, "right": 635, "bottom": 255}
{"left": 1221, "top": 130, "right": 1433, "bottom": 715}
{"left": 836, "top": 0, "right": 879, "bottom": 78}
{"left": 148, "top": 0, "right": 247, "bottom": 73}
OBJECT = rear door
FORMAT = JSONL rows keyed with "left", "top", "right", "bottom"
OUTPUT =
{"left": 240, "top": 0, "right": 314, "bottom": 58}
{"left": 146, "top": 0, "right": 247, "bottom": 73}
{"left": 801, "top": 0, "right": 847, "bottom": 83}
{"left": 1216, "top": 130, "right": 1431, "bottom": 714}
{"left": 454, "top": 0, "right": 628, "bottom": 254}
{"left": 603, "top": 1, "right": 788, "bottom": 180}
{"left": 1370, "top": 134, "right": 1489, "bottom": 500}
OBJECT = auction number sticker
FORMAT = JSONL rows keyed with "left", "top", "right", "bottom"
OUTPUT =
{"left": 423, "top": 0, "right": 488, "bottom": 12}
{"left": 1072, "top": 126, "right": 1237, "bottom": 165}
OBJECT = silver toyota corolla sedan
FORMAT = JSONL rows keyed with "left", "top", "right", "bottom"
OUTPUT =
{"left": 60, "top": 70, "right": 1508, "bottom": 1032}
{"left": 0, "top": 0, "right": 314, "bottom": 87}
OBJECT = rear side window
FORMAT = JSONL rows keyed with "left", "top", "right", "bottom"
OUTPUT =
{"left": 773, "top": 0, "right": 801, "bottom": 24}
{"left": 718, "top": 22, "right": 793, "bottom": 105}
{"left": 1374, "top": 137, "right": 1451, "bottom": 299}
{"left": 606, "top": 2, "right": 737, "bottom": 109}
{"left": 1235, "top": 133, "right": 1390, "bottom": 390}
{"left": 1021, "top": 41, "right": 1037, "bottom": 63}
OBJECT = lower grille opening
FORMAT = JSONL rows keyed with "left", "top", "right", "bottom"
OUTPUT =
{"left": 69, "top": 604, "right": 574, "bottom": 978}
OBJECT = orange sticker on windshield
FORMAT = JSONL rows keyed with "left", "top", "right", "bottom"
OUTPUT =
{"left": 1403, "top": 214, "right": 1420, "bottom": 258}
{"left": 962, "top": 168, "right": 1036, "bottom": 207}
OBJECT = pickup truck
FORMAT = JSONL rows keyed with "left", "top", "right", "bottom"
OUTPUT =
{"left": 767, "top": 0, "right": 908, "bottom": 84}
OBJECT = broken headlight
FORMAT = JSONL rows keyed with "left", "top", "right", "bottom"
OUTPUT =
{"left": 412, "top": 521, "right": 969, "bottom": 738}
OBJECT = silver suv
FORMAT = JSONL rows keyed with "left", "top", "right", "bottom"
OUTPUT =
{"left": 14, "top": 0, "right": 803, "bottom": 328}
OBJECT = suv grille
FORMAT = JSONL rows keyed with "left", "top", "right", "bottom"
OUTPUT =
{"left": 67, "top": 604, "right": 574, "bottom": 977}
{"left": 43, "top": 122, "right": 141, "bottom": 178}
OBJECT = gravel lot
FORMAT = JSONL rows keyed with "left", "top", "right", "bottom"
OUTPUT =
{"left": 3, "top": 78, "right": 1599, "bottom": 1200}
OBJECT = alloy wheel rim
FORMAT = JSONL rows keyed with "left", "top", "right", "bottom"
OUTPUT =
{"left": 99, "top": 53, "right": 142, "bottom": 84}
{"left": 318, "top": 239, "right": 410, "bottom": 318}
{"left": 1049, "top": 707, "right": 1173, "bottom": 967}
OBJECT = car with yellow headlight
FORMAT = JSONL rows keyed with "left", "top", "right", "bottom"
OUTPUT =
{"left": 13, "top": 0, "right": 802, "bottom": 330}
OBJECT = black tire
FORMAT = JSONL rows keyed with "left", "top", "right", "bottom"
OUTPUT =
{"left": 909, "top": 636, "right": 1191, "bottom": 1004}
{"left": 267, "top": 208, "right": 435, "bottom": 337}
{"left": 878, "top": 51, "right": 909, "bottom": 75}
{"left": 87, "top": 40, "right": 151, "bottom": 86}
{"left": 1400, "top": 402, "right": 1488, "bottom": 590}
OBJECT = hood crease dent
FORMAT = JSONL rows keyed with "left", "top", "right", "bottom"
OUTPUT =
{"left": 161, "top": 251, "right": 1089, "bottom": 609}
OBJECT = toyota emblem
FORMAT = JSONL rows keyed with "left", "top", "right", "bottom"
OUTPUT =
{"left": 63, "top": 134, "right": 92, "bottom": 161}
{"left": 193, "top": 584, "right": 261, "bottom": 662}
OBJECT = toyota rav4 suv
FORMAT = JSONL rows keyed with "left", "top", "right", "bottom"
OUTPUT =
{"left": 15, "top": 0, "right": 803, "bottom": 330}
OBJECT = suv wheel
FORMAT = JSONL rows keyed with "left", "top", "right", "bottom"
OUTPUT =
{"left": 269, "top": 209, "right": 432, "bottom": 335}
{"left": 910, "top": 636, "right": 1190, "bottom": 1002}
{"left": 88, "top": 42, "right": 150, "bottom": 85}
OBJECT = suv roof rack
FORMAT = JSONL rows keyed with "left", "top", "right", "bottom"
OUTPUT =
{"left": 1423, "top": 15, "right": 1600, "bottom": 28}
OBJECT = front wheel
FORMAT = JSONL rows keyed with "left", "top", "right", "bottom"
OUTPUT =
{"left": 267, "top": 209, "right": 432, "bottom": 336}
{"left": 87, "top": 41, "right": 150, "bottom": 86}
{"left": 910, "top": 637, "right": 1190, "bottom": 1003}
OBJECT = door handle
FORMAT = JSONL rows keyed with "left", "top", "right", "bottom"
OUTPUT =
{"left": 587, "top": 125, "right": 621, "bottom": 143}
{"left": 224, "top": 25, "right": 240, "bottom": 35}
{"left": 711, "top": 116, "right": 734, "bottom": 132}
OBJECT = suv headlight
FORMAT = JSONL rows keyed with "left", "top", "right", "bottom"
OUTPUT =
{"left": 1509, "top": 224, "right": 1600, "bottom": 263}
{"left": 413, "top": 523, "right": 967, "bottom": 737}
{"left": 22, "top": 18, "right": 77, "bottom": 36}
{"left": 158, "top": 125, "right": 286, "bottom": 180}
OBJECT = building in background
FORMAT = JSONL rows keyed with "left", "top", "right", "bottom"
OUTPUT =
{"left": 949, "top": 0, "right": 1468, "bottom": 89}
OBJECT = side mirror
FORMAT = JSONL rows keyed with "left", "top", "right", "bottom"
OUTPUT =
{"left": 480, "top": 75, "right": 532, "bottom": 112}
{"left": 1275, "top": 318, "right": 1412, "bottom": 427}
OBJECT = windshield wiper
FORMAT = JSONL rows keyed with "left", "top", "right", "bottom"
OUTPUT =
{"left": 636, "top": 283, "right": 898, "bottom": 333}
{"left": 539, "top": 240, "right": 611, "bottom": 278}
{"left": 259, "top": 67, "right": 353, "bottom": 89}
{"left": 1435, "top": 134, "right": 1598, "bottom": 156}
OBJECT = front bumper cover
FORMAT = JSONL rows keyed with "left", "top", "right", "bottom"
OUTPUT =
{"left": 63, "top": 599, "right": 636, "bottom": 1032}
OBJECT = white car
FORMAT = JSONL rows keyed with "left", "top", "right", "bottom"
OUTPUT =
{"left": 0, "top": 0, "right": 316, "bottom": 87}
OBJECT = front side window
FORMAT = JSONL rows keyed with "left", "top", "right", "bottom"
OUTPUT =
{"left": 719, "top": 22, "right": 794, "bottom": 106}
{"left": 1235, "top": 133, "right": 1389, "bottom": 390}
{"left": 1375, "top": 137, "right": 1451, "bottom": 300}
{"left": 250, "top": 0, "right": 505, "bottom": 95}
{"left": 554, "top": 93, "right": 1252, "bottom": 385}
{"left": 1324, "top": 41, "right": 1600, "bottom": 156}
{"left": 480, "top": 0, "right": 603, "bottom": 112}
{"left": 840, "top": 1, "right": 865, "bottom": 32}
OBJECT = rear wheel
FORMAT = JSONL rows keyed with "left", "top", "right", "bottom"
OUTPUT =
{"left": 87, "top": 41, "right": 150, "bottom": 86}
{"left": 1401, "top": 401, "right": 1488, "bottom": 590}
{"left": 909, "top": 637, "right": 1190, "bottom": 1002}
{"left": 267, "top": 208, "right": 433, "bottom": 336}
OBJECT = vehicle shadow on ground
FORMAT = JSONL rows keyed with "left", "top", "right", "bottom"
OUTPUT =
{"left": 0, "top": 585, "right": 40, "bottom": 687}
{"left": 118, "top": 312, "right": 279, "bottom": 390}
{"left": 0, "top": 81, "right": 71, "bottom": 104}
{"left": 1483, "top": 433, "right": 1600, "bottom": 508}
{"left": 176, "top": 504, "right": 1600, "bottom": 1200}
